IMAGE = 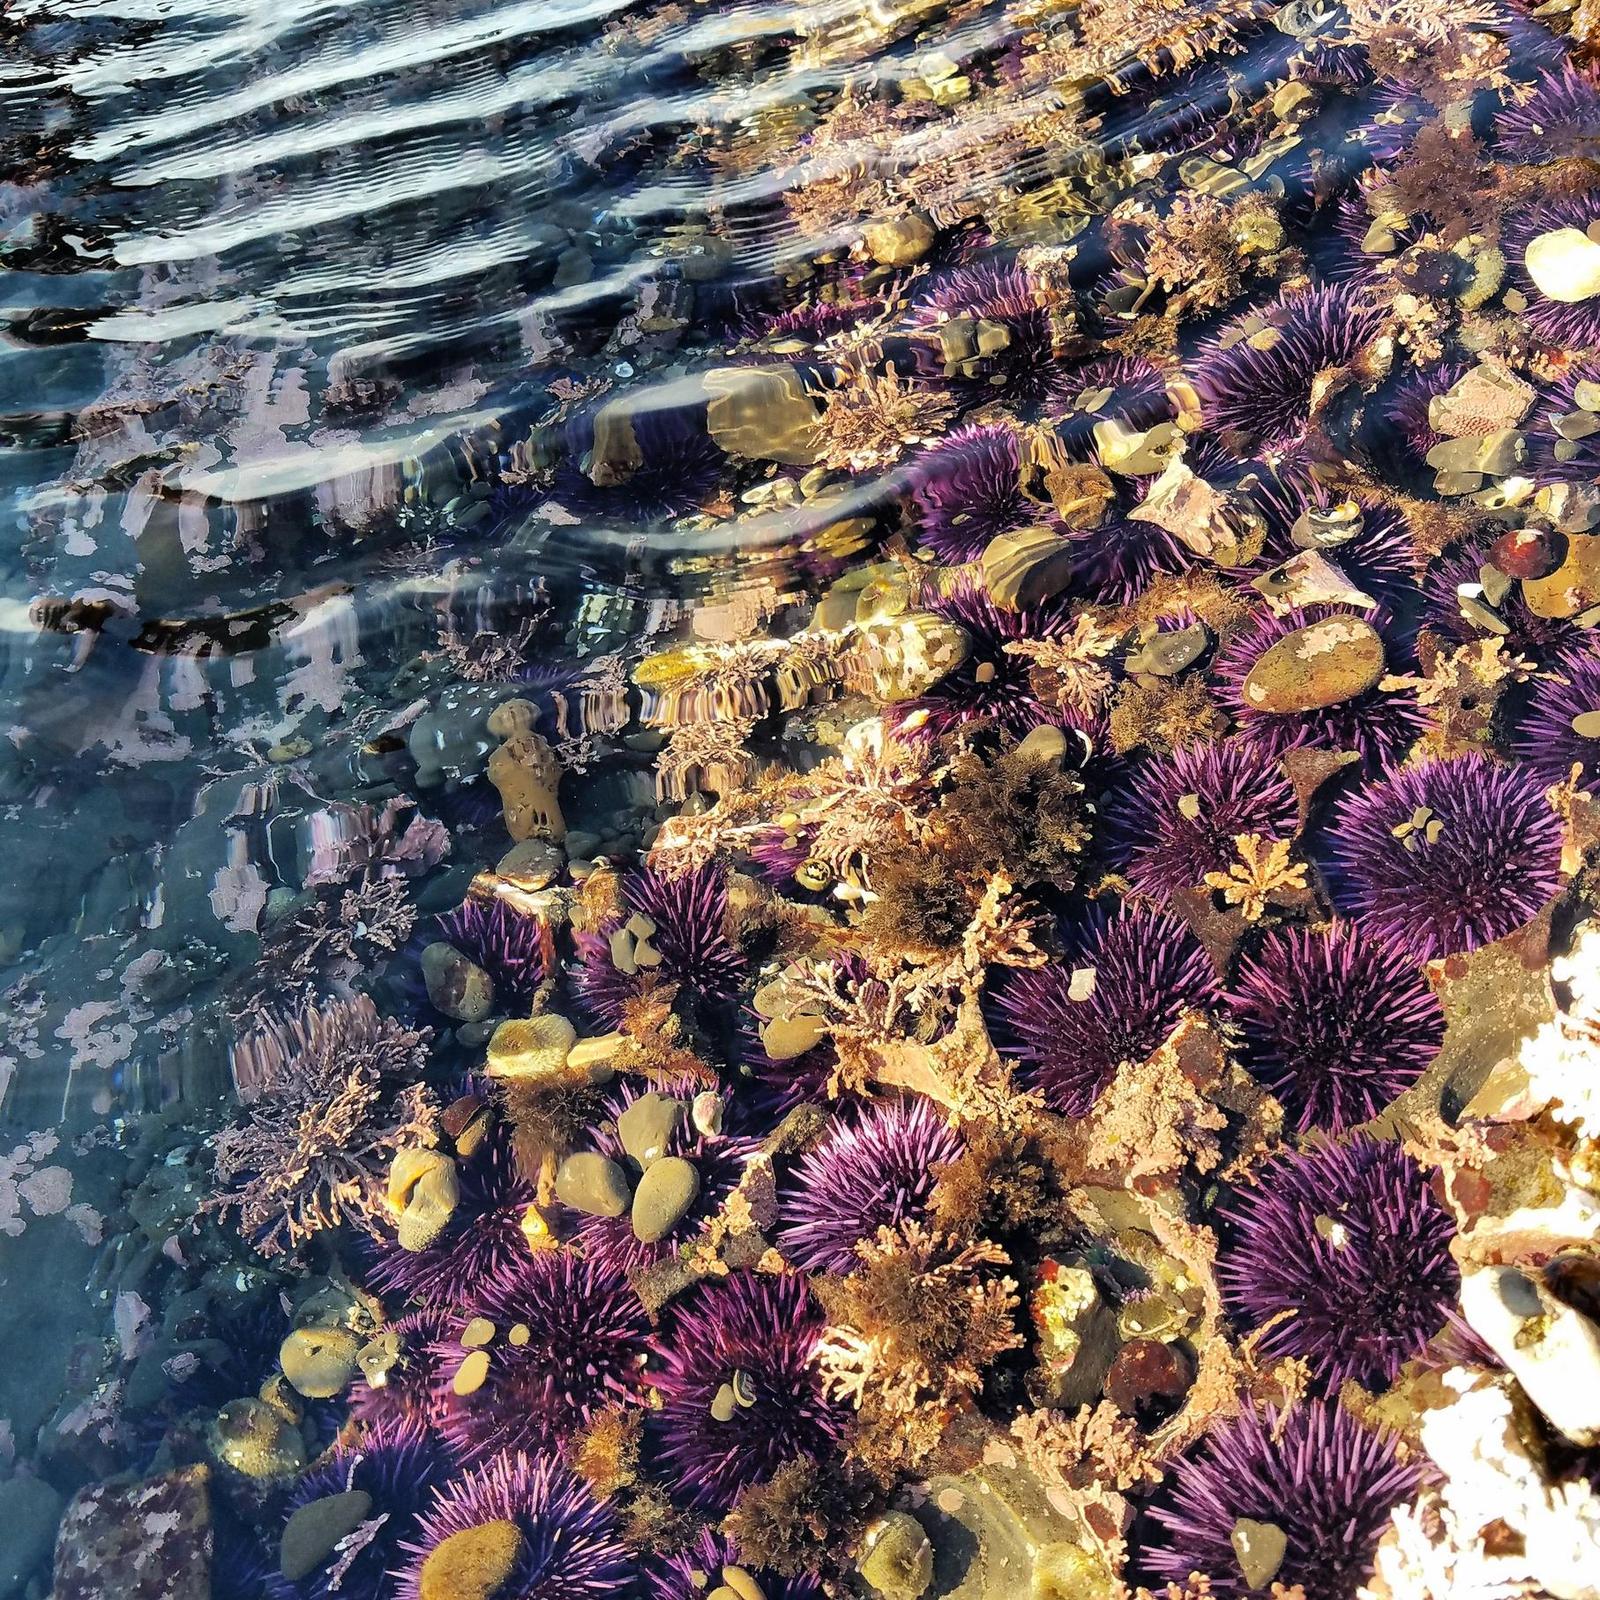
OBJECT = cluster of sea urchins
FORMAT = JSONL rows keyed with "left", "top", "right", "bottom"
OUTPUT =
{"left": 183, "top": 7, "right": 1600, "bottom": 1600}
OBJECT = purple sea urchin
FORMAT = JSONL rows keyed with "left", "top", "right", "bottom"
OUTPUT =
{"left": 1325, "top": 753, "right": 1565, "bottom": 961}
{"left": 348, "top": 1308, "right": 454, "bottom": 1429}
{"left": 895, "top": 579, "right": 1076, "bottom": 740}
{"left": 904, "top": 424, "right": 1036, "bottom": 565}
{"left": 1505, "top": 193, "right": 1600, "bottom": 350}
{"left": 432, "top": 1251, "right": 649, "bottom": 1464}
{"left": 1105, "top": 739, "right": 1298, "bottom": 904}
{"left": 1511, "top": 647, "right": 1600, "bottom": 789}
{"left": 1190, "top": 285, "right": 1385, "bottom": 448}
{"left": 988, "top": 906, "right": 1220, "bottom": 1116}
{"left": 1530, "top": 362, "right": 1600, "bottom": 485}
{"left": 363, "top": 1115, "right": 538, "bottom": 1308}
{"left": 553, "top": 405, "right": 725, "bottom": 525}
{"left": 1214, "top": 605, "right": 1427, "bottom": 771}
{"left": 573, "top": 864, "right": 746, "bottom": 1027}
{"left": 1063, "top": 491, "right": 1198, "bottom": 603}
{"left": 908, "top": 260, "right": 1074, "bottom": 408}
{"left": 774, "top": 1095, "right": 963, "bottom": 1274}
{"left": 568, "top": 1077, "right": 757, "bottom": 1277}
{"left": 1225, "top": 924, "right": 1444, "bottom": 1132}
{"left": 1219, "top": 1136, "right": 1458, "bottom": 1389}
{"left": 648, "top": 1529, "right": 822, "bottom": 1600}
{"left": 395, "top": 1452, "right": 632, "bottom": 1600}
{"left": 1495, "top": 65, "right": 1600, "bottom": 164}
{"left": 1250, "top": 478, "right": 1417, "bottom": 612}
{"left": 269, "top": 1416, "right": 449, "bottom": 1600}
{"left": 435, "top": 892, "right": 549, "bottom": 1014}
{"left": 1143, "top": 1397, "right": 1418, "bottom": 1600}
{"left": 1047, "top": 352, "right": 1172, "bottom": 448}
{"left": 1420, "top": 531, "right": 1580, "bottom": 659}
{"left": 650, "top": 1271, "right": 844, "bottom": 1511}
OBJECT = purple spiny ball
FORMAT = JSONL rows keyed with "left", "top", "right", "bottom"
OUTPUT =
{"left": 395, "top": 1451, "right": 632, "bottom": 1600}
{"left": 269, "top": 1416, "right": 449, "bottom": 1600}
{"left": 1143, "top": 1398, "right": 1418, "bottom": 1600}
{"left": 1214, "top": 606, "right": 1426, "bottom": 772}
{"left": 1326, "top": 753, "right": 1565, "bottom": 961}
{"left": 1190, "top": 285, "right": 1385, "bottom": 448}
{"left": 573, "top": 864, "right": 746, "bottom": 1027}
{"left": 567, "top": 1077, "right": 757, "bottom": 1277}
{"left": 347, "top": 1309, "right": 454, "bottom": 1429}
{"left": 1219, "top": 1136, "right": 1458, "bottom": 1389}
{"left": 431, "top": 1251, "right": 649, "bottom": 1464}
{"left": 774, "top": 1095, "right": 963, "bottom": 1274}
{"left": 363, "top": 1117, "right": 538, "bottom": 1309}
{"left": 896, "top": 578, "right": 1076, "bottom": 740}
{"left": 1505, "top": 193, "right": 1600, "bottom": 350}
{"left": 904, "top": 423, "right": 1035, "bottom": 565}
{"left": 435, "top": 894, "right": 549, "bottom": 1014}
{"left": 650, "top": 1271, "right": 844, "bottom": 1512}
{"left": 1064, "top": 494, "right": 1197, "bottom": 603}
{"left": 1377, "top": 356, "right": 1469, "bottom": 471}
{"left": 1511, "top": 647, "right": 1600, "bottom": 789}
{"left": 1530, "top": 363, "right": 1600, "bottom": 485}
{"left": 1420, "top": 531, "right": 1580, "bottom": 658}
{"left": 1047, "top": 352, "right": 1172, "bottom": 448}
{"left": 1495, "top": 65, "right": 1600, "bottom": 164}
{"left": 1249, "top": 479, "right": 1417, "bottom": 613}
{"left": 1104, "top": 739, "right": 1298, "bottom": 904}
{"left": 989, "top": 906, "right": 1219, "bottom": 1116}
{"left": 554, "top": 406, "right": 725, "bottom": 525}
{"left": 909, "top": 261, "right": 1073, "bottom": 408}
{"left": 1226, "top": 924, "right": 1444, "bottom": 1133}
{"left": 648, "top": 1528, "right": 822, "bottom": 1600}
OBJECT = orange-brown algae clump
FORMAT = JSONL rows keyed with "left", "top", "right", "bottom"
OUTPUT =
{"left": 417, "top": 1520, "right": 524, "bottom": 1600}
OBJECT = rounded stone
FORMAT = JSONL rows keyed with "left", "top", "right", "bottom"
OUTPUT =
{"left": 420, "top": 942, "right": 495, "bottom": 1022}
{"left": 279, "top": 1326, "right": 362, "bottom": 1399}
{"left": 1490, "top": 527, "right": 1567, "bottom": 581}
{"left": 210, "top": 1398, "right": 307, "bottom": 1479}
{"left": 863, "top": 213, "right": 935, "bottom": 266}
{"left": 1241, "top": 616, "right": 1385, "bottom": 713}
{"left": 630, "top": 1155, "right": 701, "bottom": 1243}
{"left": 1105, "top": 1337, "right": 1193, "bottom": 1418}
{"left": 617, "top": 1091, "right": 684, "bottom": 1168}
{"left": 721, "top": 1567, "right": 768, "bottom": 1600}
{"left": 418, "top": 1520, "right": 525, "bottom": 1600}
{"left": 452, "top": 1349, "right": 491, "bottom": 1396}
{"left": 496, "top": 837, "right": 565, "bottom": 889}
{"left": 1525, "top": 227, "right": 1600, "bottom": 303}
{"left": 554, "top": 1151, "right": 632, "bottom": 1218}
{"left": 280, "top": 1490, "right": 373, "bottom": 1581}
{"left": 858, "top": 1510, "right": 934, "bottom": 1599}
{"left": 759, "top": 1012, "right": 828, "bottom": 1061}
{"left": 486, "top": 1014, "right": 576, "bottom": 1081}
{"left": 388, "top": 1147, "right": 461, "bottom": 1252}
{"left": 1230, "top": 1518, "right": 1289, "bottom": 1591}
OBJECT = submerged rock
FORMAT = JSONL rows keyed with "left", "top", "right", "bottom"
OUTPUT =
{"left": 859, "top": 1511, "right": 935, "bottom": 1599}
{"left": 421, "top": 941, "right": 495, "bottom": 1021}
{"left": 0, "top": 1476, "right": 62, "bottom": 1600}
{"left": 1241, "top": 615, "right": 1385, "bottom": 712}
{"left": 52, "top": 1466, "right": 209, "bottom": 1600}
{"left": 631, "top": 1154, "right": 700, "bottom": 1241}
{"left": 280, "top": 1490, "right": 374, "bottom": 1582}
{"left": 555, "top": 1151, "right": 632, "bottom": 1217}
{"left": 1524, "top": 227, "right": 1600, "bottom": 303}
{"left": 280, "top": 1326, "right": 362, "bottom": 1399}
{"left": 418, "top": 1520, "right": 524, "bottom": 1600}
